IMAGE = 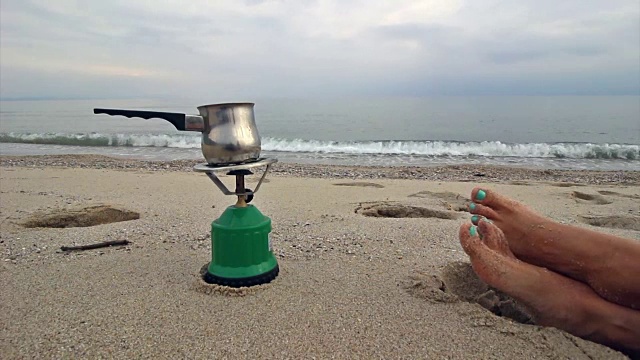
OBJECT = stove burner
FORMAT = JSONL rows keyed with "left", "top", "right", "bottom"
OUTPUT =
{"left": 194, "top": 157, "right": 276, "bottom": 172}
{"left": 194, "top": 158, "right": 276, "bottom": 203}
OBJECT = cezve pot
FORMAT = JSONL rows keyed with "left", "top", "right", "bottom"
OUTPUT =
{"left": 94, "top": 102, "right": 261, "bottom": 165}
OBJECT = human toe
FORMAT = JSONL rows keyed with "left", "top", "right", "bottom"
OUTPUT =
{"left": 459, "top": 222, "right": 517, "bottom": 290}
{"left": 469, "top": 202, "right": 499, "bottom": 221}
{"left": 478, "top": 219, "right": 515, "bottom": 257}
{"left": 471, "top": 187, "right": 510, "bottom": 209}
{"left": 459, "top": 222, "right": 483, "bottom": 257}
{"left": 477, "top": 218, "right": 500, "bottom": 241}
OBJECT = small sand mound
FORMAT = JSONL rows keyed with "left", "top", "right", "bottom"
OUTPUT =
{"left": 441, "top": 262, "right": 534, "bottom": 325}
{"left": 597, "top": 190, "right": 620, "bottom": 196}
{"left": 508, "top": 181, "right": 531, "bottom": 186}
{"left": 580, "top": 215, "right": 640, "bottom": 231}
{"left": 22, "top": 205, "right": 140, "bottom": 228}
{"left": 405, "top": 262, "right": 534, "bottom": 325}
{"left": 546, "top": 182, "right": 586, "bottom": 187}
{"left": 408, "top": 191, "right": 469, "bottom": 212}
{"left": 333, "top": 182, "right": 384, "bottom": 188}
{"left": 193, "top": 264, "right": 271, "bottom": 297}
{"left": 571, "top": 191, "right": 612, "bottom": 205}
{"left": 357, "top": 203, "right": 460, "bottom": 219}
{"left": 408, "top": 191, "right": 463, "bottom": 201}
{"left": 439, "top": 262, "right": 490, "bottom": 302}
{"left": 597, "top": 190, "right": 640, "bottom": 200}
{"left": 404, "top": 271, "right": 458, "bottom": 303}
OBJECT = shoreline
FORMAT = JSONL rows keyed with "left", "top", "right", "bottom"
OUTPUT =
{"left": 2, "top": 154, "right": 640, "bottom": 185}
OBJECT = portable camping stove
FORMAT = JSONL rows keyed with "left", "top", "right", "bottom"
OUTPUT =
{"left": 194, "top": 158, "right": 279, "bottom": 287}
{"left": 93, "top": 102, "right": 278, "bottom": 288}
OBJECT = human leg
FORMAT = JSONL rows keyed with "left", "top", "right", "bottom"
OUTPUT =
{"left": 459, "top": 219, "right": 640, "bottom": 354}
{"left": 468, "top": 187, "right": 640, "bottom": 309}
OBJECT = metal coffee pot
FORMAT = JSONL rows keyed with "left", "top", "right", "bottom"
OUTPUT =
{"left": 94, "top": 102, "right": 261, "bottom": 165}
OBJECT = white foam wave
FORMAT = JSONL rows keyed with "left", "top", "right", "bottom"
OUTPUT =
{"left": 262, "top": 138, "right": 639, "bottom": 159}
{"left": 0, "top": 132, "right": 201, "bottom": 148}
{"left": 110, "top": 133, "right": 201, "bottom": 148}
{"left": 1, "top": 133, "right": 638, "bottom": 159}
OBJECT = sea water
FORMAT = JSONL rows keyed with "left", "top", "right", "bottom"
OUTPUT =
{"left": 1, "top": 96, "right": 638, "bottom": 170}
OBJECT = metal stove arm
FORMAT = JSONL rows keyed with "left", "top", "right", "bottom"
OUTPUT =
{"left": 204, "top": 164, "right": 272, "bottom": 196}
{"left": 251, "top": 163, "right": 273, "bottom": 194}
{"left": 197, "top": 158, "right": 277, "bottom": 196}
{"left": 205, "top": 173, "right": 235, "bottom": 195}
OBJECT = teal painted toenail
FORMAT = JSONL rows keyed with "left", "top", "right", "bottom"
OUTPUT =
{"left": 469, "top": 203, "right": 476, "bottom": 211}
{"left": 470, "top": 226, "right": 477, "bottom": 237}
{"left": 476, "top": 190, "right": 486, "bottom": 201}
{"left": 471, "top": 215, "right": 479, "bottom": 223}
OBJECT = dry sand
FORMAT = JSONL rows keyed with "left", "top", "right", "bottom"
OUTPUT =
{"left": 1, "top": 156, "right": 639, "bottom": 359}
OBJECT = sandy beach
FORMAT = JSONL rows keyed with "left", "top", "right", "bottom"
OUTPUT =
{"left": 1, "top": 155, "right": 639, "bottom": 359}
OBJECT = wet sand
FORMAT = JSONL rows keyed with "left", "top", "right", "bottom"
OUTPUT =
{"left": 1, "top": 156, "right": 639, "bottom": 359}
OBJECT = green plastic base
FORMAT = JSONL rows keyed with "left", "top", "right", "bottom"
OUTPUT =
{"left": 203, "top": 264, "right": 279, "bottom": 288}
{"left": 206, "top": 204, "right": 278, "bottom": 286}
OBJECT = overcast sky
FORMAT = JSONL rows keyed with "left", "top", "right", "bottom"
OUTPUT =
{"left": 1, "top": 0, "right": 639, "bottom": 100}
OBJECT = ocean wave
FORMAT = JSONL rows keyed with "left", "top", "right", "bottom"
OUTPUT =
{"left": 0, "top": 132, "right": 201, "bottom": 148}
{"left": 0, "top": 132, "right": 638, "bottom": 160}
{"left": 262, "top": 138, "right": 639, "bottom": 160}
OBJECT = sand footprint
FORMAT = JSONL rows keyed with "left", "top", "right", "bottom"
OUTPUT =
{"left": 333, "top": 182, "right": 384, "bottom": 188}
{"left": 580, "top": 215, "right": 640, "bottom": 232}
{"left": 405, "top": 262, "right": 534, "bottom": 325}
{"left": 546, "top": 182, "right": 586, "bottom": 187}
{"left": 21, "top": 205, "right": 140, "bottom": 228}
{"left": 356, "top": 202, "right": 461, "bottom": 219}
{"left": 571, "top": 190, "right": 640, "bottom": 231}
{"left": 508, "top": 180, "right": 531, "bottom": 186}
{"left": 570, "top": 191, "right": 613, "bottom": 205}
{"left": 597, "top": 190, "right": 640, "bottom": 200}
{"left": 408, "top": 191, "right": 470, "bottom": 212}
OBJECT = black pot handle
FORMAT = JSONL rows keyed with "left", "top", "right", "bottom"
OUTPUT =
{"left": 94, "top": 108, "right": 187, "bottom": 131}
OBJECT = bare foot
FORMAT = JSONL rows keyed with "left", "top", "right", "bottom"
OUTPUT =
{"left": 459, "top": 220, "right": 640, "bottom": 354}
{"left": 468, "top": 187, "right": 640, "bottom": 309}
{"left": 467, "top": 188, "right": 551, "bottom": 265}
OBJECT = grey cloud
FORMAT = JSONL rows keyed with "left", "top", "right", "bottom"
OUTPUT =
{"left": 1, "top": 0, "right": 638, "bottom": 99}
{"left": 371, "top": 23, "right": 459, "bottom": 41}
{"left": 486, "top": 42, "right": 607, "bottom": 65}
{"left": 487, "top": 50, "right": 548, "bottom": 65}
